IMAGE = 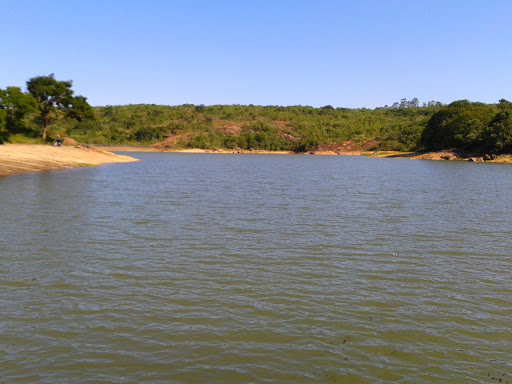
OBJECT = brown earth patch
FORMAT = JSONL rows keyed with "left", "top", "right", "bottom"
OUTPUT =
{"left": 153, "top": 133, "right": 193, "bottom": 151}
{"left": 273, "top": 121, "right": 291, "bottom": 130}
{"left": 214, "top": 123, "right": 242, "bottom": 134}
{"left": 360, "top": 139, "right": 379, "bottom": 150}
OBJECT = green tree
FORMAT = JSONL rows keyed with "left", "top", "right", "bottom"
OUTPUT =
{"left": 0, "top": 107, "right": 6, "bottom": 143}
{"left": 66, "top": 95, "right": 95, "bottom": 122}
{"left": 26, "top": 74, "right": 93, "bottom": 140}
{"left": 0, "top": 86, "right": 38, "bottom": 139}
{"left": 295, "top": 129, "right": 320, "bottom": 152}
{"left": 421, "top": 100, "right": 496, "bottom": 151}
{"left": 484, "top": 111, "right": 512, "bottom": 153}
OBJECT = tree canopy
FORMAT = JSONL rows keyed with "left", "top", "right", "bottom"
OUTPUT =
{"left": 421, "top": 100, "right": 512, "bottom": 154}
{"left": 26, "top": 74, "right": 94, "bottom": 140}
{"left": 0, "top": 86, "right": 38, "bottom": 142}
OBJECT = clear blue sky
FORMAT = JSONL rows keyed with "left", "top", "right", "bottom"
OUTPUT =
{"left": 2, "top": 0, "right": 511, "bottom": 108}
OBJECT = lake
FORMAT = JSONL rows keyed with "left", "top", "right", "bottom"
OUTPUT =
{"left": 1, "top": 153, "right": 511, "bottom": 383}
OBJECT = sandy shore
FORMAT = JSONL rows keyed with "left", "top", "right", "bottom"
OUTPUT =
{"left": 99, "top": 146, "right": 160, "bottom": 152}
{"left": 100, "top": 146, "right": 294, "bottom": 154}
{"left": 0, "top": 144, "right": 139, "bottom": 177}
{"left": 95, "top": 145, "right": 512, "bottom": 164}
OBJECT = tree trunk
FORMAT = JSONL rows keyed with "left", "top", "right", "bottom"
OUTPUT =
{"left": 42, "top": 116, "right": 49, "bottom": 140}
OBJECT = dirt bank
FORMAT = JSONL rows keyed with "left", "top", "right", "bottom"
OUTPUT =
{"left": 93, "top": 145, "right": 512, "bottom": 163}
{"left": 0, "top": 144, "right": 139, "bottom": 177}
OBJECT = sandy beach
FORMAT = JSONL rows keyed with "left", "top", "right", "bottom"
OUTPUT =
{"left": 0, "top": 144, "right": 138, "bottom": 177}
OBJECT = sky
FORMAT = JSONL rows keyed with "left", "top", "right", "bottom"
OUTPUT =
{"left": 2, "top": 0, "right": 511, "bottom": 108}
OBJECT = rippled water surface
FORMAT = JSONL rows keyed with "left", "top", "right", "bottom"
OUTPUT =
{"left": 1, "top": 153, "right": 511, "bottom": 383}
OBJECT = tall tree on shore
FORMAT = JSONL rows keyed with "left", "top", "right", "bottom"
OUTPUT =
{"left": 26, "top": 74, "right": 94, "bottom": 140}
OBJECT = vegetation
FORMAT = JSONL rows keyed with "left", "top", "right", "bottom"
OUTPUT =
{"left": 421, "top": 99, "right": 512, "bottom": 154}
{"left": 2, "top": 75, "right": 512, "bottom": 155}
{"left": 67, "top": 102, "right": 441, "bottom": 152}
{"left": 0, "top": 87, "right": 38, "bottom": 143}
{"left": 26, "top": 74, "right": 94, "bottom": 140}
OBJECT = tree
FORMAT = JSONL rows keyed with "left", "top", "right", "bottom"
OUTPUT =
{"left": 498, "top": 98, "right": 512, "bottom": 111}
{"left": 0, "top": 106, "right": 6, "bottom": 143}
{"left": 26, "top": 74, "right": 93, "bottom": 140}
{"left": 484, "top": 111, "right": 512, "bottom": 153}
{"left": 409, "top": 98, "right": 419, "bottom": 108}
{"left": 66, "top": 95, "right": 95, "bottom": 121}
{"left": 0, "top": 86, "right": 38, "bottom": 139}
{"left": 421, "top": 100, "right": 497, "bottom": 152}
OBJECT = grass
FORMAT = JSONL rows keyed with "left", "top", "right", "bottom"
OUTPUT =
{"left": 7, "top": 134, "right": 46, "bottom": 144}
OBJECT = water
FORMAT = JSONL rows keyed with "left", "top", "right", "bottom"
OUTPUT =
{"left": 1, "top": 153, "right": 511, "bottom": 383}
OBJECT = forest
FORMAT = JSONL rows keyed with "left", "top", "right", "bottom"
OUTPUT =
{"left": 2, "top": 75, "right": 512, "bottom": 155}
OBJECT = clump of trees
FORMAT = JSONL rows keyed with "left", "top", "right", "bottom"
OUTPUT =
{"left": 0, "top": 74, "right": 94, "bottom": 142}
{"left": 0, "top": 87, "right": 38, "bottom": 143}
{"left": 421, "top": 99, "right": 512, "bottom": 154}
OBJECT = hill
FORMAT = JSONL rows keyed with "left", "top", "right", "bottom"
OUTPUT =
{"left": 66, "top": 101, "right": 440, "bottom": 152}
{"left": 4, "top": 95, "right": 512, "bottom": 156}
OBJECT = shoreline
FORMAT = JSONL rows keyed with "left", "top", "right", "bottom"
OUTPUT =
{"left": 0, "top": 144, "right": 139, "bottom": 177}
{"left": 100, "top": 145, "right": 512, "bottom": 163}
{"left": 2, "top": 144, "right": 511, "bottom": 177}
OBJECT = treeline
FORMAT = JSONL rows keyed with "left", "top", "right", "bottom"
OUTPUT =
{"left": 2, "top": 75, "right": 512, "bottom": 154}
{"left": 68, "top": 101, "right": 439, "bottom": 152}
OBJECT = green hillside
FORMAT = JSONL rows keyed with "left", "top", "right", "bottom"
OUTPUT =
{"left": 66, "top": 101, "right": 440, "bottom": 152}
{"left": 2, "top": 76, "right": 511, "bottom": 155}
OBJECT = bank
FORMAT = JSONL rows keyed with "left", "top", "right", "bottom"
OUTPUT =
{"left": 0, "top": 144, "right": 139, "bottom": 177}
